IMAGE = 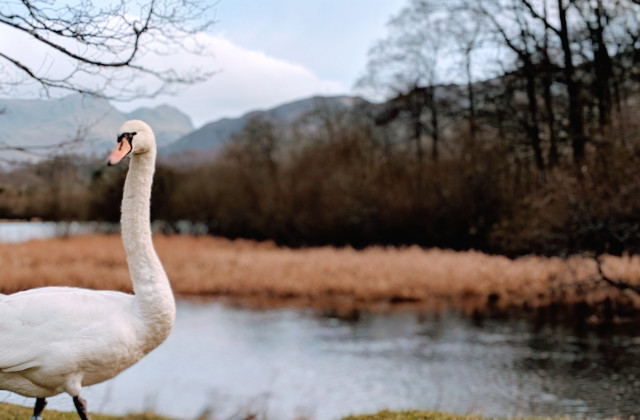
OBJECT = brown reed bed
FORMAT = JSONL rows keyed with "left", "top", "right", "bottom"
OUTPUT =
{"left": 1, "top": 234, "right": 640, "bottom": 323}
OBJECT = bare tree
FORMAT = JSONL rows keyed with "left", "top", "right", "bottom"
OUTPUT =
{"left": 515, "top": 0, "right": 587, "bottom": 161}
{"left": 0, "top": 0, "right": 215, "bottom": 159}
{"left": 476, "top": 0, "right": 546, "bottom": 169}
{"left": 585, "top": 0, "right": 614, "bottom": 130}
{"left": 230, "top": 116, "right": 281, "bottom": 186}
{"left": 539, "top": 0, "right": 560, "bottom": 166}
{"left": 447, "top": 1, "right": 484, "bottom": 144}
{"left": 0, "top": 0, "right": 215, "bottom": 100}
{"left": 357, "top": 0, "right": 445, "bottom": 166}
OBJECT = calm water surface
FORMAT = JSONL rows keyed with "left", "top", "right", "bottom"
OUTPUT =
{"left": 0, "top": 221, "right": 114, "bottom": 242}
{"left": 0, "top": 221, "right": 204, "bottom": 242}
{"left": 2, "top": 300, "right": 639, "bottom": 419}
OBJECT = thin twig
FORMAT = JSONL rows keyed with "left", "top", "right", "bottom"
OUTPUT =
{"left": 595, "top": 256, "right": 640, "bottom": 295}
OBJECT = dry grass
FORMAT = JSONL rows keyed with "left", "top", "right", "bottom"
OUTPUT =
{"left": 1, "top": 234, "right": 640, "bottom": 320}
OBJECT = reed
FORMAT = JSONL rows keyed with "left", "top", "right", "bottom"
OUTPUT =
{"left": 1, "top": 234, "right": 639, "bottom": 320}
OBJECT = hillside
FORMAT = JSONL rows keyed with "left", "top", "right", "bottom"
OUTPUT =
{"left": 0, "top": 94, "right": 193, "bottom": 163}
{"left": 161, "top": 95, "right": 365, "bottom": 156}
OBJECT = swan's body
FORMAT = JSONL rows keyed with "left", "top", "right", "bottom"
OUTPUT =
{"left": 0, "top": 120, "right": 175, "bottom": 419}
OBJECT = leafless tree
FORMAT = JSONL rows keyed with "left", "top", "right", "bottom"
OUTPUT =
{"left": 357, "top": 0, "right": 446, "bottom": 166}
{"left": 0, "top": 0, "right": 215, "bottom": 100}
{"left": 447, "top": 1, "right": 484, "bottom": 144}
{"left": 477, "top": 0, "right": 547, "bottom": 169}
{"left": 0, "top": 0, "right": 216, "bottom": 157}
{"left": 514, "top": 0, "right": 587, "bottom": 161}
{"left": 539, "top": 0, "right": 560, "bottom": 166}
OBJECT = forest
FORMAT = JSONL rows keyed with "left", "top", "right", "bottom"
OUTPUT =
{"left": 3, "top": 0, "right": 640, "bottom": 257}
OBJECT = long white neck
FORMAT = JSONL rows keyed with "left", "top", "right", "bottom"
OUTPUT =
{"left": 121, "top": 150, "right": 175, "bottom": 353}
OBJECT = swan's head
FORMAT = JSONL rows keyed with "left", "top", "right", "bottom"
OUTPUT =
{"left": 108, "top": 120, "right": 156, "bottom": 165}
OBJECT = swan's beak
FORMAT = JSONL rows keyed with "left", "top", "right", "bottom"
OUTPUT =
{"left": 107, "top": 138, "right": 132, "bottom": 166}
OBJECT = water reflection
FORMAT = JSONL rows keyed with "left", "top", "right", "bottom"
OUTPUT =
{"left": 3, "top": 300, "right": 638, "bottom": 419}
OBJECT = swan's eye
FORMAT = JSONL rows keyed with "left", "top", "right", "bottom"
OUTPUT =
{"left": 117, "top": 132, "right": 137, "bottom": 144}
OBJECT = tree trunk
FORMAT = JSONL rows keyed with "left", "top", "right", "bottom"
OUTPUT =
{"left": 558, "top": 0, "right": 586, "bottom": 161}
{"left": 427, "top": 85, "right": 440, "bottom": 161}
{"left": 524, "top": 62, "right": 544, "bottom": 170}
{"left": 542, "top": 64, "right": 559, "bottom": 166}
{"left": 409, "top": 89, "right": 425, "bottom": 169}
{"left": 590, "top": 0, "right": 612, "bottom": 130}
{"left": 465, "top": 51, "right": 477, "bottom": 143}
{"left": 542, "top": 0, "right": 558, "bottom": 166}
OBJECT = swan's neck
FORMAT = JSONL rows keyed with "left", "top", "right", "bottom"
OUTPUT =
{"left": 121, "top": 151, "right": 175, "bottom": 353}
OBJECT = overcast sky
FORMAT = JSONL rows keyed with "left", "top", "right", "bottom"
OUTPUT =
{"left": 114, "top": 0, "right": 407, "bottom": 127}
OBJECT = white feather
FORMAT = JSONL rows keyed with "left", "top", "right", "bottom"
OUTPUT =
{"left": 0, "top": 120, "right": 175, "bottom": 400}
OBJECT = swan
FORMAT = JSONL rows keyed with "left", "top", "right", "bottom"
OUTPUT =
{"left": 0, "top": 120, "right": 176, "bottom": 420}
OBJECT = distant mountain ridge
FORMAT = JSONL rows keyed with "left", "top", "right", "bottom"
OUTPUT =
{"left": 0, "top": 93, "right": 366, "bottom": 165}
{"left": 161, "top": 95, "right": 365, "bottom": 156}
{"left": 0, "top": 94, "right": 193, "bottom": 163}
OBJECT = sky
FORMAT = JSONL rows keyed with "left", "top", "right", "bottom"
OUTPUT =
{"left": 113, "top": 0, "right": 408, "bottom": 127}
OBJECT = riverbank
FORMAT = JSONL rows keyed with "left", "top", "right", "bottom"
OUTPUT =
{"left": 0, "top": 404, "right": 593, "bottom": 420}
{"left": 1, "top": 234, "right": 640, "bottom": 322}
{"left": 0, "top": 403, "right": 167, "bottom": 420}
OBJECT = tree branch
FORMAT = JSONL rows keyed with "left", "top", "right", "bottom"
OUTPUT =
{"left": 0, "top": 0, "right": 216, "bottom": 101}
{"left": 520, "top": 0, "right": 562, "bottom": 37}
{"left": 595, "top": 256, "right": 640, "bottom": 295}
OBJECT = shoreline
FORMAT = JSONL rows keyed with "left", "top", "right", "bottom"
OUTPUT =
{"left": 0, "top": 403, "right": 601, "bottom": 420}
{"left": 1, "top": 234, "right": 640, "bottom": 324}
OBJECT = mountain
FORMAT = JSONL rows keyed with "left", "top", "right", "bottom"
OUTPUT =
{"left": 0, "top": 94, "right": 193, "bottom": 163}
{"left": 0, "top": 93, "right": 366, "bottom": 165}
{"left": 124, "top": 105, "right": 193, "bottom": 148}
{"left": 162, "top": 95, "right": 365, "bottom": 156}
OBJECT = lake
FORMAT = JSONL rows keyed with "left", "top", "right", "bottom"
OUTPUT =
{"left": 2, "top": 299, "right": 639, "bottom": 419}
{"left": 0, "top": 221, "right": 205, "bottom": 242}
{"left": 0, "top": 221, "right": 115, "bottom": 243}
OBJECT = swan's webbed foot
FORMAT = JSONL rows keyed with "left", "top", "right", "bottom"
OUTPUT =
{"left": 73, "top": 395, "right": 90, "bottom": 420}
{"left": 30, "top": 397, "right": 46, "bottom": 420}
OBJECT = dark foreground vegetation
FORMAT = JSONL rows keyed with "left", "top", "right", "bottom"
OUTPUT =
{"left": 4, "top": 1, "right": 640, "bottom": 258}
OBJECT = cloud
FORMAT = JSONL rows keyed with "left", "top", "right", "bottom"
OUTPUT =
{"left": 0, "top": 21, "right": 346, "bottom": 128}
{"left": 117, "top": 34, "right": 347, "bottom": 127}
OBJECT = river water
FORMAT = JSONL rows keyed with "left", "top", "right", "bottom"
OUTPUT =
{"left": 1, "top": 223, "right": 639, "bottom": 418}
{"left": 0, "top": 221, "right": 115, "bottom": 242}
{"left": 2, "top": 300, "right": 639, "bottom": 419}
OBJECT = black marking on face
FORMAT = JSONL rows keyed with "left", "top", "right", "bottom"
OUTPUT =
{"left": 117, "top": 131, "right": 137, "bottom": 144}
{"left": 116, "top": 131, "right": 136, "bottom": 159}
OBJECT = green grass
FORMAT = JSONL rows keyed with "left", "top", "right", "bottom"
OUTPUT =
{"left": 342, "top": 410, "right": 569, "bottom": 420}
{"left": 0, "top": 404, "right": 579, "bottom": 420}
{"left": 0, "top": 403, "right": 169, "bottom": 420}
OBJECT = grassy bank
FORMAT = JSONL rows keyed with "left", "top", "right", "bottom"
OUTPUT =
{"left": 343, "top": 411, "right": 570, "bottom": 420}
{"left": 0, "top": 402, "right": 168, "bottom": 419}
{"left": 1, "top": 234, "right": 640, "bottom": 321}
{"left": 0, "top": 404, "right": 575, "bottom": 420}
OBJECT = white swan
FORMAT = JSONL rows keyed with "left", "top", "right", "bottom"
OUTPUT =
{"left": 0, "top": 120, "right": 176, "bottom": 420}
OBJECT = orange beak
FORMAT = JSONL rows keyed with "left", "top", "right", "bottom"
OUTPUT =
{"left": 107, "top": 138, "right": 132, "bottom": 166}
